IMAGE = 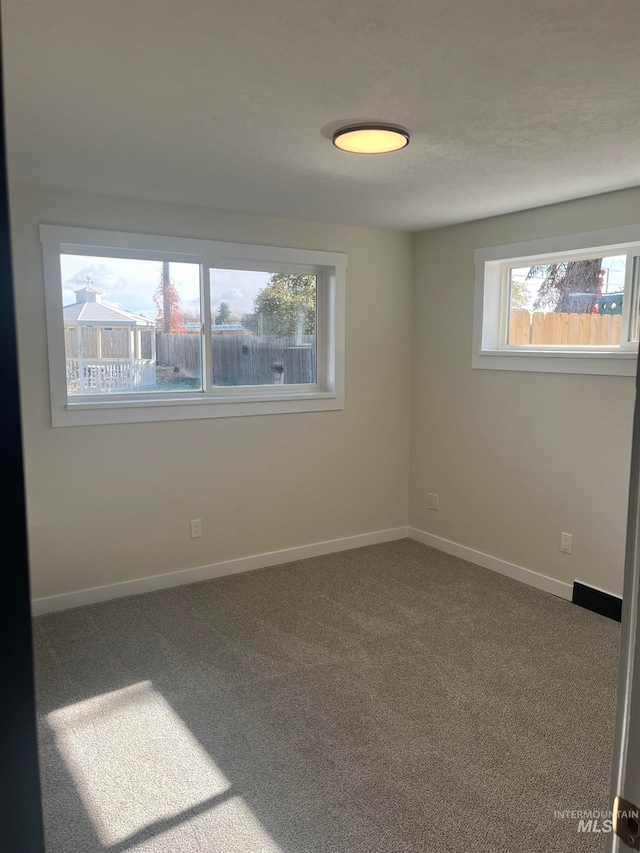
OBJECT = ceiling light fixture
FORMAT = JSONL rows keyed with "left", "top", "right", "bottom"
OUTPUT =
{"left": 332, "top": 124, "right": 410, "bottom": 154}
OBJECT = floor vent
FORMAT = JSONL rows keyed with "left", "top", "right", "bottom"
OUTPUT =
{"left": 572, "top": 582, "right": 622, "bottom": 622}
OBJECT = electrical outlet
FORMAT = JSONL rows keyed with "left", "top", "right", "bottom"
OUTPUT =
{"left": 560, "top": 532, "right": 572, "bottom": 554}
{"left": 427, "top": 493, "right": 439, "bottom": 511}
{"left": 190, "top": 519, "right": 202, "bottom": 539}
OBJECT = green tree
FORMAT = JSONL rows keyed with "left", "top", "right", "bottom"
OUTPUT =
{"left": 530, "top": 259, "right": 603, "bottom": 313}
{"left": 244, "top": 273, "right": 316, "bottom": 339}
{"left": 509, "top": 279, "right": 530, "bottom": 310}
{"left": 215, "top": 301, "right": 231, "bottom": 325}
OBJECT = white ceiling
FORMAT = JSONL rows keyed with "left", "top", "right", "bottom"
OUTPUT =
{"left": 3, "top": 0, "right": 639, "bottom": 231}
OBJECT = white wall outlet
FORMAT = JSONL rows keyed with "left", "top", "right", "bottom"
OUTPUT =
{"left": 560, "top": 532, "right": 572, "bottom": 554}
{"left": 190, "top": 519, "right": 202, "bottom": 539}
{"left": 427, "top": 493, "right": 439, "bottom": 510}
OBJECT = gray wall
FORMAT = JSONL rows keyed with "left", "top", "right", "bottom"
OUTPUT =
{"left": 410, "top": 187, "right": 640, "bottom": 597}
{"left": 10, "top": 185, "right": 413, "bottom": 599}
{"left": 11, "top": 183, "right": 640, "bottom": 601}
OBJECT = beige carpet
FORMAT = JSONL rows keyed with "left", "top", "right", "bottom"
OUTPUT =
{"left": 33, "top": 539, "right": 619, "bottom": 852}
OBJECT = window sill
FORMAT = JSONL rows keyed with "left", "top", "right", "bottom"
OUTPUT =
{"left": 473, "top": 349, "right": 638, "bottom": 376}
{"left": 55, "top": 390, "right": 343, "bottom": 427}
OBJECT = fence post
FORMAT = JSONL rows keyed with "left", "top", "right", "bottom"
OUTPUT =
{"left": 284, "top": 346, "right": 313, "bottom": 384}
{"left": 532, "top": 312, "right": 544, "bottom": 344}
{"left": 614, "top": 314, "right": 623, "bottom": 345}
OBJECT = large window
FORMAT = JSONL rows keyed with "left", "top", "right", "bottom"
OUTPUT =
{"left": 41, "top": 226, "right": 346, "bottom": 426}
{"left": 473, "top": 225, "right": 640, "bottom": 375}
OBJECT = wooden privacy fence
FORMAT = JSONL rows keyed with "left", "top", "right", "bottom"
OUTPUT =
{"left": 65, "top": 328, "right": 155, "bottom": 359}
{"left": 65, "top": 327, "right": 130, "bottom": 359}
{"left": 509, "top": 310, "right": 622, "bottom": 346}
{"left": 155, "top": 333, "right": 317, "bottom": 385}
{"left": 155, "top": 333, "right": 202, "bottom": 378}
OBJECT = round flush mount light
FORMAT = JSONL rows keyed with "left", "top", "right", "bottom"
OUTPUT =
{"left": 332, "top": 124, "right": 410, "bottom": 154}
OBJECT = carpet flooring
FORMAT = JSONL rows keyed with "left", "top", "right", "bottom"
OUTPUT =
{"left": 33, "top": 539, "right": 620, "bottom": 852}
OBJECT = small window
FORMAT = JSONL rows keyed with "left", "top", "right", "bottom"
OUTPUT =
{"left": 41, "top": 226, "right": 346, "bottom": 426}
{"left": 473, "top": 225, "right": 640, "bottom": 376}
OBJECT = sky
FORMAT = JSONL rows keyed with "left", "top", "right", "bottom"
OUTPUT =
{"left": 60, "top": 255, "right": 274, "bottom": 320}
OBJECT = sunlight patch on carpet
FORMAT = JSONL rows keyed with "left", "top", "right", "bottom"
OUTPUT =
{"left": 46, "top": 681, "right": 280, "bottom": 850}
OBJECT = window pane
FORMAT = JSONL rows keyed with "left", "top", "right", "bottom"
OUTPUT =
{"left": 629, "top": 257, "right": 640, "bottom": 343}
{"left": 210, "top": 269, "right": 317, "bottom": 386}
{"left": 61, "top": 255, "right": 202, "bottom": 395}
{"left": 506, "top": 255, "right": 626, "bottom": 346}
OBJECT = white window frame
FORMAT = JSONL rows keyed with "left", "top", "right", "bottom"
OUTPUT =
{"left": 473, "top": 224, "right": 640, "bottom": 376}
{"left": 40, "top": 225, "right": 346, "bottom": 426}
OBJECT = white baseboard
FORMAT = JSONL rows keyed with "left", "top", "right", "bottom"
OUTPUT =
{"left": 32, "top": 524, "right": 573, "bottom": 616}
{"left": 31, "top": 526, "right": 410, "bottom": 616}
{"left": 408, "top": 527, "right": 573, "bottom": 601}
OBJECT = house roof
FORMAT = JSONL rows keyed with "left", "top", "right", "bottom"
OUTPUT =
{"left": 63, "top": 301, "right": 155, "bottom": 327}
